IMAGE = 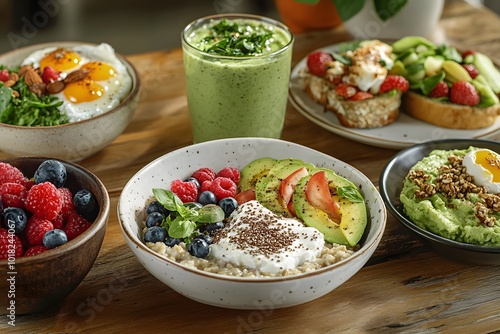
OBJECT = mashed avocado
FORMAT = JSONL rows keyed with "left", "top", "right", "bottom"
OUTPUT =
{"left": 400, "top": 147, "right": 500, "bottom": 247}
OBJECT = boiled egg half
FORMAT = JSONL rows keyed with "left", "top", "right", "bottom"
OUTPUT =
{"left": 462, "top": 148, "right": 500, "bottom": 194}
{"left": 21, "top": 43, "right": 132, "bottom": 122}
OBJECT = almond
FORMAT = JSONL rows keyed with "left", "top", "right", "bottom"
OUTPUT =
{"left": 47, "top": 80, "right": 65, "bottom": 94}
{"left": 64, "top": 69, "right": 89, "bottom": 83}
{"left": 8, "top": 72, "right": 19, "bottom": 82}
{"left": 24, "top": 69, "right": 43, "bottom": 86}
{"left": 3, "top": 79, "right": 16, "bottom": 87}
{"left": 18, "top": 65, "right": 33, "bottom": 76}
{"left": 29, "top": 83, "right": 46, "bottom": 97}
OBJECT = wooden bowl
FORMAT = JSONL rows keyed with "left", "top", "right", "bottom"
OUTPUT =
{"left": 0, "top": 157, "right": 110, "bottom": 315}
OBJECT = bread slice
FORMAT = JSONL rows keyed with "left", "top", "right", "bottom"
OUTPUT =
{"left": 300, "top": 70, "right": 402, "bottom": 128}
{"left": 402, "top": 91, "right": 500, "bottom": 129}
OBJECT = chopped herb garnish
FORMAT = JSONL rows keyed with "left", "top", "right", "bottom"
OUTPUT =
{"left": 202, "top": 19, "right": 275, "bottom": 57}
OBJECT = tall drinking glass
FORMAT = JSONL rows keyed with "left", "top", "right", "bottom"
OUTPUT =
{"left": 182, "top": 14, "right": 294, "bottom": 143}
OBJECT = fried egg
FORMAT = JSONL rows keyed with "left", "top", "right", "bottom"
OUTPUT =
{"left": 463, "top": 148, "right": 500, "bottom": 193}
{"left": 21, "top": 43, "right": 132, "bottom": 122}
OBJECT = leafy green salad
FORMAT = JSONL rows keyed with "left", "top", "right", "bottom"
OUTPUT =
{"left": 0, "top": 66, "right": 68, "bottom": 126}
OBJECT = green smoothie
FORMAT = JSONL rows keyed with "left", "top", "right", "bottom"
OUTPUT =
{"left": 182, "top": 15, "right": 293, "bottom": 143}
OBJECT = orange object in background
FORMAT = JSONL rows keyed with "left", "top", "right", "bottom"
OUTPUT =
{"left": 274, "top": 0, "right": 343, "bottom": 33}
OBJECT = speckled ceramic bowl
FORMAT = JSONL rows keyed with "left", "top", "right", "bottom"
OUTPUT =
{"left": 0, "top": 157, "right": 110, "bottom": 315}
{"left": 0, "top": 42, "right": 140, "bottom": 161}
{"left": 118, "top": 138, "right": 386, "bottom": 309}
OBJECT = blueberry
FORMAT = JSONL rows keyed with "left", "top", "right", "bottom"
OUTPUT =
{"left": 34, "top": 160, "right": 67, "bottom": 188}
{"left": 218, "top": 197, "right": 238, "bottom": 217}
{"left": 204, "top": 222, "right": 224, "bottom": 235}
{"left": 198, "top": 191, "right": 217, "bottom": 206}
{"left": 2, "top": 207, "right": 28, "bottom": 234}
{"left": 143, "top": 226, "right": 167, "bottom": 243}
{"left": 185, "top": 177, "right": 200, "bottom": 188}
{"left": 145, "top": 212, "right": 164, "bottom": 228}
{"left": 43, "top": 229, "right": 68, "bottom": 249}
{"left": 145, "top": 200, "right": 169, "bottom": 216}
{"left": 188, "top": 238, "right": 210, "bottom": 258}
{"left": 194, "top": 233, "right": 212, "bottom": 245}
{"left": 73, "top": 189, "right": 99, "bottom": 222}
{"left": 164, "top": 236, "right": 183, "bottom": 247}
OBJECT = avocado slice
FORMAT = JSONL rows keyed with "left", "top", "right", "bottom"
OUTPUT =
{"left": 238, "top": 157, "right": 276, "bottom": 192}
{"left": 293, "top": 168, "right": 367, "bottom": 247}
{"left": 472, "top": 52, "right": 500, "bottom": 94}
{"left": 256, "top": 162, "right": 314, "bottom": 217}
{"left": 254, "top": 158, "right": 305, "bottom": 196}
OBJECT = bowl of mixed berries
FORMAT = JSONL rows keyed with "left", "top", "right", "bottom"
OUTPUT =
{"left": 0, "top": 157, "right": 109, "bottom": 314}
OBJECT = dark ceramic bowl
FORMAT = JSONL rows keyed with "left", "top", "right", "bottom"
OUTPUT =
{"left": 379, "top": 138, "right": 500, "bottom": 265}
{"left": 0, "top": 157, "right": 110, "bottom": 314}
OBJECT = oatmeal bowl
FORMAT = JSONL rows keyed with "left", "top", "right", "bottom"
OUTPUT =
{"left": 379, "top": 139, "right": 500, "bottom": 265}
{"left": 118, "top": 137, "right": 386, "bottom": 309}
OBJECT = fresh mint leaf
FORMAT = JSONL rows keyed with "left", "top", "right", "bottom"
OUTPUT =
{"left": 152, "top": 188, "right": 192, "bottom": 218}
{"left": 332, "top": 0, "right": 366, "bottom": 21}
{"left": 338, "top": 186, "right": 364, "bottom": 203}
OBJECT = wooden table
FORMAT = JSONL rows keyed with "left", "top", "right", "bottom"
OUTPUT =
{"left": 3, "top": 1, "right": 500, "bottom": 332}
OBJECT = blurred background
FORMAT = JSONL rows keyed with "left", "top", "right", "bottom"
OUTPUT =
{"left": 0, "top": 0, "right": 279, "bottom": 54}
{"left": 0, "top": 0, "right": 498, "bottom": 55}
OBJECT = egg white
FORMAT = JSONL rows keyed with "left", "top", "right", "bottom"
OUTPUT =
{"left": 463, "top": 149, "right": 500, "bottom": 194}
{"left": 21, "top": 43, "right": 132, "bottom": 123}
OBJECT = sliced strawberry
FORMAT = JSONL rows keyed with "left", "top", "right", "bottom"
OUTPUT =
{"left": 305, "top": 171, "right": 341, "bottom": 224}
{"left": 335, "top": 83, "right": 357, "bottom": 98}
{"left": 428, "top": 81, "right": 449, "bottom": 98}
{"left": 307, "top": 51, "right": 334, "bottom": 77}
{"left": 461, "top": 64, "right": 479, "bottom": 79}
{"left": 349, "top": 91, "right": 374, "bottom": 101}
{"left": 379, "top": 74, "right": 410, "bottom": 93}
{"left": 450, "top": 81, "right": 480, "bottom": 106}
{"left": 278, "top": 167, "right": 309, "bottom": 209}
{"left": 461, "top": 49, "right": 476, "bottom": 59}
{"left": 0, "top": 69, "right": 9, "bottom": 82}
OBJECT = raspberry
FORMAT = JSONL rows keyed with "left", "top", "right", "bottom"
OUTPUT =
{"left": 379, "top": 75, "right": 410, "bottom": 93}
{"left": 25, "top": 245, "right": 49, "bottom": 257}
{"left": 349, "top": 91, "right": 374, "bottom": 101}
{"left": 0, "top": 228, "right": 24, "bottom": 259}
{"left": 335, "top": 83, "right": 357, "bottom": 98}
{"left": 41, "top": 66, "right": 60, "bottom": 84}
{"left": 0, "top": 162, "right": 25, "bottom": 185}
{"left": 216, "top": 167, "right": 240, "bottom": 184}
{"left": 191, "top": 168, "right": 216, "bottom": 185}
{"left": 307, "top": 51, "right": 334, "bottom": 77}
{"left": 64, "top": 212, "right": 92, "bottom": 241}
{"left": 170, "top": 179, "right": 198, "bottom": 203}
{"left": 25, "top": 216, "right": 54, "bottom": 246}
{"left": 209, "top": 177, "right": 237, "bottom": 201}
{"left": 428, "top": 81, "right": 449, "bottom": 98}
{"left": 450, "top": 81, "right": 480, "bottom": 106}
{"left": 25, "top": 182, "right": 62, "bottom": 220}
{"left": 461, "top": 64, "right": 479, "bottom": 79}
{"left": 58, "top": 187, "right": 75, "bottom": 218}
{"left": 0, "top": 69, "right": 9, "bottom": 82}
{"left": 51, "top": 213, "right": 65, "bottom": 230}
{"left": 200, "top": 180, "right": 212, "bottom": 193}
{"left": 0, "top": 182, "right": 27, "bottom": 208}
{"left": 19, "top": 177, "right": 34, "bottom": 190}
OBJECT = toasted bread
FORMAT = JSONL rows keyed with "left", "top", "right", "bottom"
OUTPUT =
{"left": 300, "top": 70, "right": 402, "bottom": 128}
{"left": 402, "top": 91, "right": 500, "bottom": 129}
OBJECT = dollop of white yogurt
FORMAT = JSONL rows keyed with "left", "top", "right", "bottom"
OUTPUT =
{"left": 210, "top": 200, "right": 324, "bottom": 274}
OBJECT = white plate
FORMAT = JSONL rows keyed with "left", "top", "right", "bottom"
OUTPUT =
{"left": 289, "top": 44, "right": 500, "bottom": 150}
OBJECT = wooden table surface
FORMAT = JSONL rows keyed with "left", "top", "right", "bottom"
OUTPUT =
{"left": 3, "top": 1, "right": 500, "bottom": 333}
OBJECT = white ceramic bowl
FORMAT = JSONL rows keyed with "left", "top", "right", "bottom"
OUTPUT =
{"left": 0, "top": 42, "right": 140, "bottom": 161}
{"left": 118, "top": 138, "right": 386, "bottom": 309}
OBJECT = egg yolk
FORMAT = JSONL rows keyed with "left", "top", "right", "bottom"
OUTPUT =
{"left": 475, "top": 150, "right": 500, "bottom": 182}
{"left": 80, "top": 61, "right": 116, "bottom": 81}
{"left": 40, "top": 48, "right": 81, "bottom": 72}
{"left": 64, "top": 79, "right": 105, "bottom": 104}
